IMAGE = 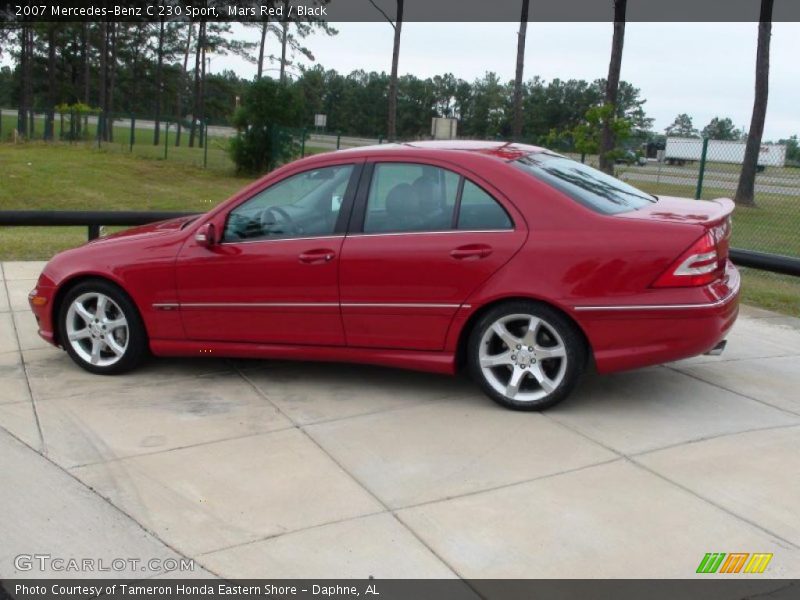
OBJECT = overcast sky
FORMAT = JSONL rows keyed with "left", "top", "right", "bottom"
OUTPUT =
{"left": 211, "top": 21, "right": 800, "bottom": 141}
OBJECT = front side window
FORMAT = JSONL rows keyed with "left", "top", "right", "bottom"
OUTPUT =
{"left": 514, "top": 153, "right": 656, "bottom": 215}
{"left": 223, "top": 164, "right": 354, "bottom": 242}
{"left": 364, "top": 163, "right": 459, "bottom": 233}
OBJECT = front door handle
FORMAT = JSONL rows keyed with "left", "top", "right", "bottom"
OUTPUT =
{"left": 299, "top": 248, "right": 336, "bottom": 264}
{"left": 450, "top": 244, "right": 493, "bottom": 260}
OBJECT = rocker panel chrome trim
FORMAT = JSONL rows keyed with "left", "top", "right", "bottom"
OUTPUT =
{"left": 154, "top": 302, "right": 471, "bottom": 310}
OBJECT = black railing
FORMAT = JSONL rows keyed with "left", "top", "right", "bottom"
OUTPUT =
{"left": 729, "top": 248, "right": 800, "bottom": 278}
{"left": 1, "top": 210, "right": 799, "bottom": 278}
{"left": 0, "top": 210, "right": 197, "bottom": 240}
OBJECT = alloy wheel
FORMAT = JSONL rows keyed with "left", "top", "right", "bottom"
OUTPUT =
{"left": 65, "top": 292, "right": 130, "bottom": 367}
{"left": 478, "top": 313, "right": 568, "bottom": 403}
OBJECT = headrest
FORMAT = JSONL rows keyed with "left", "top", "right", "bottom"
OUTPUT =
{"left": 386, "top": 183, "right": 419, "bottom": 217}
{"left": 413, "top": 176, "right": 442, "bottom": 211}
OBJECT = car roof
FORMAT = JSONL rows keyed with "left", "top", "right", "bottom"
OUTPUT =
{"left": 334, "top": 140, "right": 548, "bottom": 162}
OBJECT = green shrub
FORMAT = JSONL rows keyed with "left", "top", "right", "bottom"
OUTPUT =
{"left": 229, "top": 79, "right": 305, "bottom": 174}
{"left": 54, "top": 102, "right": 101, "bottom": 141}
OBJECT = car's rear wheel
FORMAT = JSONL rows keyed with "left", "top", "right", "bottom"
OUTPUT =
{"left": 467, "top": 301, "right": 587, "bottom": 411}
{"left": 58, "top": 280, "right": 147, "bottom": 374}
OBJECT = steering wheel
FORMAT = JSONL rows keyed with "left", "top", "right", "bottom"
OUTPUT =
{"left": 260, "top": 205, "right": 295, "bottom": 236}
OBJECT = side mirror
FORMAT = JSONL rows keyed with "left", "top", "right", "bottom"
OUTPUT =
{"left": 194, "top": 223, "right": 216, "bottom": 248}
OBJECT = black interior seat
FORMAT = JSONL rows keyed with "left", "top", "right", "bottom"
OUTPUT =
{"left": 380, "top": 183, "right": 422, "bottom": 231}
{"left": 413, "top": 176, "right": 451, "bottom": 230}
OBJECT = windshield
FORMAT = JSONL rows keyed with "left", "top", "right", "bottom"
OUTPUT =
{"left": 514, "top": 153, "right": 656, "bottom": 215}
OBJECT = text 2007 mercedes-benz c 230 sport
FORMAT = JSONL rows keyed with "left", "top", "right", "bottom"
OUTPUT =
{"left": 28, "top": 141, "right": 739, "bottom": 410}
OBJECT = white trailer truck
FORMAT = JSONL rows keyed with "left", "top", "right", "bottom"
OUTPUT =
{"left": 664, "top": 137, "right": 786, "bottom": 170}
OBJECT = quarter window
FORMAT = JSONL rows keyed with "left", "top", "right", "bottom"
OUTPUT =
{"left": 223, "top": 165, "right": 353, "bottom": 242}
{"left": 363, "top": 163, "right": 459, "bottom": 233}
{"left": 457, "top": 180, "right": 513, "bottom": 230}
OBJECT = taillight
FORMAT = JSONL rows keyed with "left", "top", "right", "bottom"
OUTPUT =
{"left": 652, "top": 231, "right": 724, "bottom": 287}
{"left": 711, "top": 216, "right": 732, "bottom": 263}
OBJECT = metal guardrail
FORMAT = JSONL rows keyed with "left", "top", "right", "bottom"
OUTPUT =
{"left": 0, "top": 210, "right": 799, "bottom": 277}
{"left": 729, "top": 248, "right": 800, "bottom": 278}
{"left": 0, "top": 210, "right": 197, "bottom": 240}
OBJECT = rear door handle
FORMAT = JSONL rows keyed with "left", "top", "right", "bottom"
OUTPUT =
{"left": 450, "top": 244, "right": 493, "bottom": 260}
{"left": 299, "top": 248, "right": 336, "bottom": 264}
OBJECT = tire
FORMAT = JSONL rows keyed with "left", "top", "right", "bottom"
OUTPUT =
{"left": 57, "top": 279, "right": 148, "bottom": 375}
{"left": 467, "top": 301, "right": 587, "bottom": 411}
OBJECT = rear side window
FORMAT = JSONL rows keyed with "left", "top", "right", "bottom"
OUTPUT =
{"left": 363, "top": 163, "right": 459, "bottom": 233}
{"left": 362, "top": 162, "right": 513, "bottom": 234}
{"left": 514, "top": 153, "right": 656, "bottom": 215}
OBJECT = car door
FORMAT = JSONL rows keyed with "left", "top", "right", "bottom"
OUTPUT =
{"left": 174, "top": 162, "right": 361, "bottom": 345}
{"left": 339, "top": 160, "right": 527, "bottom": 351}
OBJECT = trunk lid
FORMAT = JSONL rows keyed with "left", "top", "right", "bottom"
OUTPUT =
{"left": 621, "top": 195, "right": 733, "bottom": 265}
{"left": 616, "top": 195, "right": 734, "bottom": 227}
{"left": 627, "top": 197, "right": 735, "bottom": 287}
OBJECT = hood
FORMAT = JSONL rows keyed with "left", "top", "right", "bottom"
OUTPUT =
{"left": 616, "top": 196, "right": 734, "bottom": 226}
{"left": 89, "top": 215, "right": 200, "bottom": 243}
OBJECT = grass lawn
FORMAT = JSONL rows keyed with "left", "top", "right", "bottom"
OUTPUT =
{"left": 1, "top": 112, "right": 330, "bottom": 172}
{"left": 0, "top": 142, "right": 252, "bottom": 259}
{"left": 1, "top": 142, "right": 798, "bottom": 316}
{"left": 739, "top": 268, "right": 800, "bottom": 318}
{"left": 0, "top": 142, "right": 250, "bottom": 210}
{"left": 3, "top": 112, "right": 236, "bottom": 170}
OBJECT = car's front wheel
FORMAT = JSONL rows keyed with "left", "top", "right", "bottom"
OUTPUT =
{"left": 58, "top": 280, "right": 147, "bottom": 374}
{"left": 467, "top": 301, "right": 587, "bottom": 411}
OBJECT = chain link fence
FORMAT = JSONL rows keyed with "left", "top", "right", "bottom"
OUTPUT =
{"left": 2, "top": 107, "right": 270, "bottom": 171}
{"left": 610, "top": 138, "right": 800, "bottom": 260}
{"left": 1, "top": 108, "right": 382, "bottom": 172}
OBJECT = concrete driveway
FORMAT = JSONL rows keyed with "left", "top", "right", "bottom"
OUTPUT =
{"left": 2, "top": 260, "right": 800, "bottom": 579}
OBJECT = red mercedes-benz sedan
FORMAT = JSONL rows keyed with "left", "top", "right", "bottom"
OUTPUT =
{"left": 28, "top": 141, "right": 739, "bottom": 410}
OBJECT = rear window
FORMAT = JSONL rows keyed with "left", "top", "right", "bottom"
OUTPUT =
{"left": 514, "top": 153, "right": 656, "bottom": 215}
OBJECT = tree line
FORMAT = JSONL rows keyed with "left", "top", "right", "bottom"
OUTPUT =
{"left": 371, "top": 0, "right": 777, "bottom": 206}
{"left": 0, "top": 0, "right": 780, "bottom": 206}
{"left": 0, "top": 5, "right": 331, "bottom": 145}
{"left": 296, "top": 67, "right": 654, "bottom": 144}
{"left": 0, "top": 18, "right": 652, "bottom": 143}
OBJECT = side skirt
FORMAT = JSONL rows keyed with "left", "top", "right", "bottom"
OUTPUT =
{"left": 149, "top": 339, "right": 457, "bottom": 375}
